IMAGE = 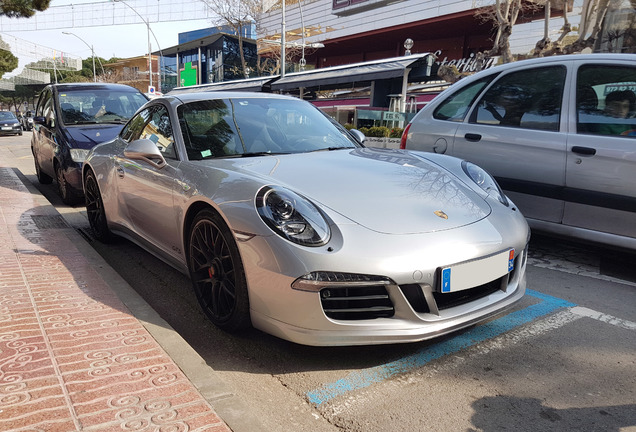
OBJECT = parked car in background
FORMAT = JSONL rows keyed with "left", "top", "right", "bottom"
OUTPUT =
{"left": 21, "top": 110, "right": 34, "bottom": 131}
{"left": 402, "top": 54, "right": 636, "bottom": 250}
{"left": 0, "top": 111, "right": 23, "bottom": 136}
{"left": 31, "top": 83, "right": 148, "bottom": 204}
{"left": 83, "top": 92, "right": 529, "bottom": 346}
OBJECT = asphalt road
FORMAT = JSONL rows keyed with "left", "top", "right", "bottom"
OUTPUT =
{"left": 2, "top": 133, "right": 635, "bottom": 432}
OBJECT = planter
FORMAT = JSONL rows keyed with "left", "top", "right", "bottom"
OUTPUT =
{"left": 363, "top": 137, "right": 402, "bottom": 149}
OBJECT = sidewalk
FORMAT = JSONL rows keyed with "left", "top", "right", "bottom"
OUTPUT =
{"left": 0, "top": 166, "right": 243, "bottom": 431}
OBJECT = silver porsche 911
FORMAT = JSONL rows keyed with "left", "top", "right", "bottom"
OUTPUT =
{"left": 82, "top": 92, "right": 529, "bottom": 346}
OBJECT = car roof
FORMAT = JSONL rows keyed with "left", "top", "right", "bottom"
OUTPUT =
{"left": 48, "top": 83, "right": 143, "bottom": 92}
{"left": 165, "top": 91, "right": 298, "bottom": 104}
{"left": 475, "top": 53, "right": 636, "bottom": 74}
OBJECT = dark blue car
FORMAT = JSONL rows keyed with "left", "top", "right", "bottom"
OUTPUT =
{"left": 31, "top": 83, "right": 148, "bottom": 204}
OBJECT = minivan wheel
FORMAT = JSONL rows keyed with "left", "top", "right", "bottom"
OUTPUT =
{"left": 56, "top": 164, "right": 79, "bottom": 205}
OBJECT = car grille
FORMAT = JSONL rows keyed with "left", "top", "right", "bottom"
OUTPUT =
{"left": 401, "top": 253, "right": 522, "bottom": 314}
{"left": 317, "top": 252, "right": 523, "bottom": 321}
{"left": 320, "top": 285, "right": 394, "bottom": 320}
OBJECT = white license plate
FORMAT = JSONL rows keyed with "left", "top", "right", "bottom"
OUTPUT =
{"left": 440, "top": 249, "right": 514, "bottom": 293}
{"left": 1, "top": 127, "right": 13, "bottom": 130}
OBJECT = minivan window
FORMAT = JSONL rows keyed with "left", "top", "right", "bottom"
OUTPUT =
{"left": 433, "top": 76, "right": 494, "bottom": 122}
{"left": 576, "top": 64, "right": 636, "bottom": 137}
{"left": 58, "top": 89, "right": 147, "bottom": 125}
{"left": 473, "top": 66, "right": 566, "bottom": 131}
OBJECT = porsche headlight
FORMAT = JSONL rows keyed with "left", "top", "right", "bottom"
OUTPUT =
{"left": 462, "top": 161, "right": 508, "bottom": 206}
{"left": 70, "top": 148, "right": 90, "bottom": 163}
{"left": 256, "top": 186, "right": 330, "bottom": 246}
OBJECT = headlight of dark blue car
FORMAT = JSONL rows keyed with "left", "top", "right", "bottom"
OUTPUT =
{"left": 256, "top": 186, "right": 330, "bottom": 246}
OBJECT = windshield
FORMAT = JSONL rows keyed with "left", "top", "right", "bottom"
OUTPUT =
{"left": 0, "top": 112, "right": 17, "bottom": 121}
{"left": 177, "top": 97, "right": 359, "bottom": 160}
{"left": 58, "top": 89, "right": 147, "bottom": 125}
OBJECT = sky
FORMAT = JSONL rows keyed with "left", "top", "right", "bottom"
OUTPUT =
{"left": 1, "top": 0, "right": 215, "bottom": 77}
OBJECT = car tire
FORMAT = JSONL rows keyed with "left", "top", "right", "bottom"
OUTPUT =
{"left": 188, "top": 209, "right": 251, "bottom": 332}
{"left": 55, "top": 163, "right": 80, "bottom": 205}
{"left": 34, "top": 154, "right": 53, "bottom": 184}
{"left": 84, "top": 169, "right": 112, "bottom": 243}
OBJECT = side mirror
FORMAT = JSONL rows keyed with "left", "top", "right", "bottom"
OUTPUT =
{"left": 33, "top": 116, "right": 46, "bottom": 125}
{"left": 349, "top": 129, "right": 366, "bottom": 144}
{"left": 124, "top": 139, "right": 166, "bottom": 169}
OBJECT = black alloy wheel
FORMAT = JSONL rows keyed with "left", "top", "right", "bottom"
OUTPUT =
{"left": 84, "top": 169, "right": 112, "bottom": 243}
{"left": 188, "top": 209, "right": 251, "bottom": 331}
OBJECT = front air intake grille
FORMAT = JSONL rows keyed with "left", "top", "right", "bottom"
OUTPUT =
{"left": 433, "top": 277, "right": 502, "bottom": 311}
{"left": 320, "top": 285, "right": 394, "bottom": 320}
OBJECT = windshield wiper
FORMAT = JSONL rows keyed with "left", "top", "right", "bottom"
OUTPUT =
{"left": 308, "top": 146, "right": 354, "bottom": 153}
{"left": 235, "top": 151, "right": 291, "bottom": 158}
{"left": 97, "top": 119, "right": 127, "bottom": 124}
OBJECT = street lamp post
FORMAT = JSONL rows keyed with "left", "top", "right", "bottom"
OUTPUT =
{"left": 281, "top": 0, "right": 286, "bottom": 77}
{"left": 62, "top": 31, "right": 96, "bottom": 82}
{"left": 113, "top": 0, "right": 163, "bottom": 92}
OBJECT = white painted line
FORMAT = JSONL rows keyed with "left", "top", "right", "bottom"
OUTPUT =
{"left": 571, "top": 306, "right": 636, "bottom": 331}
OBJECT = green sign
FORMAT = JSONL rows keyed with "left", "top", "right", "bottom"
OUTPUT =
{"left": 179, "top": 61, "right": 198, "bottom": 87}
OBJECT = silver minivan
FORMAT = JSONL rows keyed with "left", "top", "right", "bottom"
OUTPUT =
{"left": 402, "top": 54, "right": 636, "bottom": 250}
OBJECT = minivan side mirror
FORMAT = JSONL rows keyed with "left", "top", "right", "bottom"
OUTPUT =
{"left": 33, "top": 116, "right": 46, "bottom": 125}
{"left": 349, "top": 129, "right": 366, "bottom": 144}
{"left": 124, "top": 138, "right": 166, "bottom": 169}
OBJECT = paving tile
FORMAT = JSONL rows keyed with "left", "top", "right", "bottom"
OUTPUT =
{"left": 0, "top": 166, "right": 231, "bottom": 431}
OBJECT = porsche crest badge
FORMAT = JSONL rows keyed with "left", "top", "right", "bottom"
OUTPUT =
{"left": 434, "top": 210, "right": 448, "bottom": 219}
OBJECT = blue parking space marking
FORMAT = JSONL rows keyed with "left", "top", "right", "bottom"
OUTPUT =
{"left": 306, "top": 290, "right": 576, "bottom": 406}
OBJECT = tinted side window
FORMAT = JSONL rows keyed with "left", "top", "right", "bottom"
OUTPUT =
{"left": 43, "top": 91, "right": 55, "bottom": 127}
{"left": 473, "top": 66, "right": 566, "bottom": 131}
{"left": 35, "top": 90, "right": 49, "bottom": 117}
{"left": 577, "top": 64, "right": 636, "bottom": 137}
{"left": 433, "top": 76, "right": 494, "bottom": 122}
{"left": 121, "top": 108, "right": 152, "bottom": 142}
{"left": 177, "top": 99, "right": 241, "bottom": 160}
{"left": 139, "top": 106, "right": 177, "bottom": 160}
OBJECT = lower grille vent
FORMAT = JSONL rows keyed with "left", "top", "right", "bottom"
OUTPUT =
{"left": 320, "top": 285, "right": 394, "bottom": 320}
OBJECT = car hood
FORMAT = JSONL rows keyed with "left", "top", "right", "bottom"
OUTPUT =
{"left": 0, "top": 119, "right": 19, "bottom": 126}
{"left": 62, "top": 124, "right": 124, "bottom": 150}
{"left": 226, "top": 148, "right": 491, "bottom": 235}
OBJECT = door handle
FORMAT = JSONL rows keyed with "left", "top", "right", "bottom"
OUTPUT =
{"left": 115, "top": 165, "right": 124, "bottom": 178}
{"left": 465, "top": 133, "right": 482, "bottom": 142}
{"left": 572, "top": 146, "right": 596, "bottom": 156}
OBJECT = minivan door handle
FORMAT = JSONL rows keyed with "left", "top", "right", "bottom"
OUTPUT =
{"left": 465, "top": 133, "right": 482, "bottom": 142}
{"left": 572, "top": 146, "right": 596, "bottom": 156}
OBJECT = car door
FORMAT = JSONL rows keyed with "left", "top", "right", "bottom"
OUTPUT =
{"left": 115, "top": 104, "right": 184, "bottom": 261}
{"left": 451, "top": 64, "right": 569, "bottom": 223}
{"left": 563, "top": 60, "right": 636, "bottom": 240}
{"left": 33, "top": 88, "right": 57, "bottom": 177}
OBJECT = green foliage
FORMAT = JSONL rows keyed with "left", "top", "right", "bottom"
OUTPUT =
{"left": 0, "top": 48, "right": 18, "bottom": 78}
{"left": 343, "top": 123, "right": 354, "bottom": 130}
{"left": 389, "top": 127, "right": 404, "bottom": 138}
{"left": 0, "top": 0, "right": 50, "bottom": 18}
{"left": 358, "top": 127, "right": 369, "bottom": 136}
{"left": 366, "top": 126, "right": 390, "bottom": 137}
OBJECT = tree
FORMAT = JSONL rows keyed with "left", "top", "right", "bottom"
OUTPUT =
{"left": 0, "top": 0, "right": 50, "bottom": 18}
{"left": 0, "top": 48, "right": 19, "bottom": 79}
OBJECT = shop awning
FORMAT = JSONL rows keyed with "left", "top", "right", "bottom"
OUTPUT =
{"left": 270, "top": 53, "right": 435, "bottom": 91}
{"left": 169, "top": 76, "right": 279, "bottom": 93}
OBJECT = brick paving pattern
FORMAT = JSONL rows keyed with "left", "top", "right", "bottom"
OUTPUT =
{"left": 0, "top": 167, "right": 231, "bottom": 431}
